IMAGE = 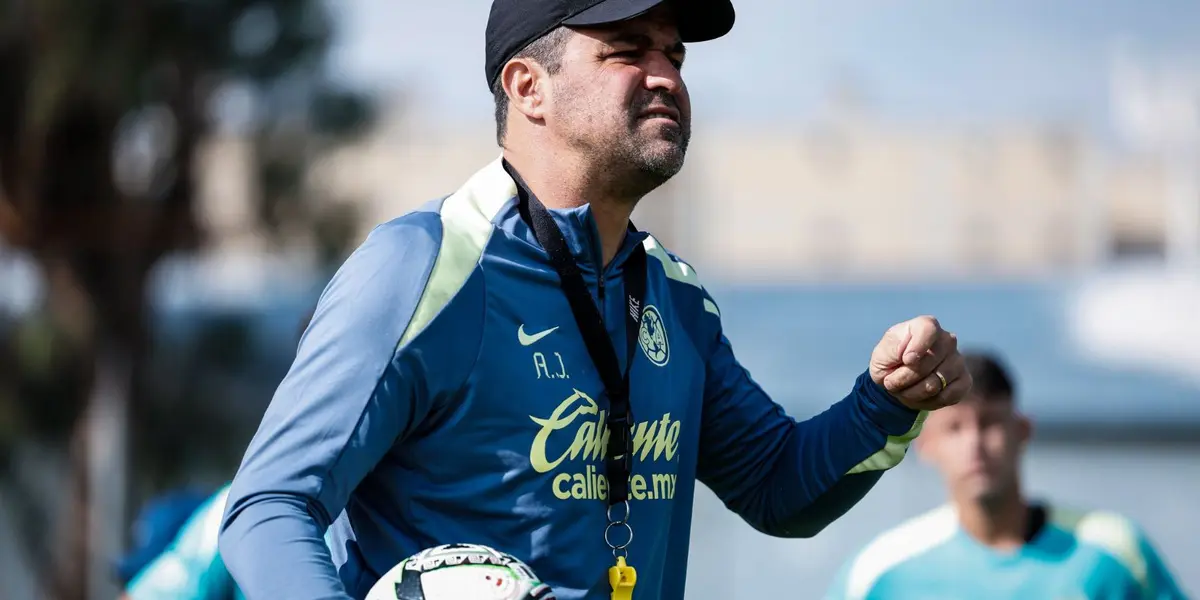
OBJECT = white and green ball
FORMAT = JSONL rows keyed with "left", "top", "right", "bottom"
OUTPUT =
{"left": 365, "top": 543, "right": 557, "bottom": 600}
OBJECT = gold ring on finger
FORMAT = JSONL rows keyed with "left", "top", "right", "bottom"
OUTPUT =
{"left": 935, "top": 370, "right": 948, "bottom": 392}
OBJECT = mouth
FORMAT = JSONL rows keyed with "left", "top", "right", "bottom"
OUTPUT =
{"left": 964, "top": 462, "right": 992, "bottom": 477}
{"left": 638, "top": 107, "right": 680, "bottom": 124}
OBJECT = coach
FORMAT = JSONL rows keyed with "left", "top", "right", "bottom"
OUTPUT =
{"left": 218, "top": 1, "right": 972, "bottom": 599}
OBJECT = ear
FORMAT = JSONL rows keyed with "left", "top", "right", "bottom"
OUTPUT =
{"left": 501, "top": 58, "right": 550, "bottom": 123}
{"left": 1016, "top": 412, "right": 1032, "bottom": 446}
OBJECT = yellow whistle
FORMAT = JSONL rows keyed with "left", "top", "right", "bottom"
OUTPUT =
{"left": 609, "top": 556, "right": 637, "bottom": 600}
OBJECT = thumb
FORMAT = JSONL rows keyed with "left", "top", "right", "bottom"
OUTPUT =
{"left": 899, "top": 316, "right": 942, "bottom": 366}
{"left": 874, "top": 323, "right": 914, "bottom": 369}
{"left": 900, "top": 324, "right": 923, "bottom": 365}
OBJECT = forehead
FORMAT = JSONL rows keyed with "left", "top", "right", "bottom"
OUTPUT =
{"left": 928, "top": 394, "right": 1015, "bottom": 423}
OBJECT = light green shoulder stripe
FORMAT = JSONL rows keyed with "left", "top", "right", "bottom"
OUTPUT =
{"left": 846, "top": 504, "right": 958, "bottom": 600}
{"left": 1051, "top": 507, "right": 1149, "bottom": 591}
{"left": 642, "top": 235, "right": 719, "bottom": 317}
{"left": 846, "top": 410, "right": 928, "bottom": 475}
{"left": 398, "top": 156, "right": 515, "bottom": 348}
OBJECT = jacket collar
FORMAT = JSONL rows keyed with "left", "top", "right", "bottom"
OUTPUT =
{"left": 501, "top": 158, "right": 648, "bottom": 276}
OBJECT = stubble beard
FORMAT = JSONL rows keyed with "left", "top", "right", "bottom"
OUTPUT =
{"left": 558, "top": 86, "right": 691, "bottom": 199}
{"left": 581, "top": 117, "right": 689, "bottom": 201}
{"left": 623, "top": 119, "right": 689, "bottom": 184}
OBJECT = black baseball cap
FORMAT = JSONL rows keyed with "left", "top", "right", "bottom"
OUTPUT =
{"left": 485, "top": 0, "right": 735, "bottom": 89}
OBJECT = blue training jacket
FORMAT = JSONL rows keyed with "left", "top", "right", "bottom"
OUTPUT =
{"left": 218, "top": 157, "right": 926, "bottom": 600}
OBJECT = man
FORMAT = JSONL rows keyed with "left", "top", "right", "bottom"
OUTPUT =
{"left": 825, "top": 351, "right": 1188, "bottom": 600}
{"left": 218, "top": 1, "right": 972, "bottom": 599}
{"left": 120, "top": 483, "right": 242, "bottom": 600}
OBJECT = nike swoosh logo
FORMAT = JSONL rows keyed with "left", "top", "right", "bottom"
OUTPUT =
{"left": 518, "top": 325, "right": 559, "bottom": 346}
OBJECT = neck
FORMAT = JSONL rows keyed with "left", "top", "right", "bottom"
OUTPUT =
{"left": 953, "top": 485, "right": 1028, "bottom": 551}
{"left": 503, "top": 145, "right": 638, "bottom": 267}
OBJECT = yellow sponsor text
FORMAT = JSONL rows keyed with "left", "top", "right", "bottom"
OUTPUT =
{"left": 551, "top": 465, "right": 678, "bottom": 501}
{"left": 530, "top": 389, "right": 681, "bottom": 502}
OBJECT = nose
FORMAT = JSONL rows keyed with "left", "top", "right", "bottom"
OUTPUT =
{"left": 960, "top": 426, "right": 984, "bottom": 454}
{"left": 642, "top": 52, "right": 683, "bottom": 95}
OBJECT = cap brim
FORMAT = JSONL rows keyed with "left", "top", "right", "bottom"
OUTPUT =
{"left": 563, "top": 0, "right": 734, "bottom": 43}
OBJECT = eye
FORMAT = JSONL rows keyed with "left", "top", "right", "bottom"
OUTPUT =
{"left": 606, "top": 48, "right": 684, "bottom": 71}
{"left": 609, "top": 50, "right": 641, "bottom": 61}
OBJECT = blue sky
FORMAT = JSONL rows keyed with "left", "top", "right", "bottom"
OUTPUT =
{"left": 324, "top": 0, "right": 1200, "bottom": 137}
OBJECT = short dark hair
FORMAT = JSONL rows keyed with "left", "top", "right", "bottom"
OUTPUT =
{"left": 492, "top": 26, "right": 572, "bottom": 146}
{"left": 963, "top": 350, "right": 1016, "bottom": 401}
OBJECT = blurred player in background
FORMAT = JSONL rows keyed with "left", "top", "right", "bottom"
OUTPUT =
{"left": 119, "top": 484, "right": 238, "bottom": 600}
{"left": 825, "top": 350, "right": 1189, "bottom": 600}
{"left": 117, "top": 309, "right": 316, "bottom": 600}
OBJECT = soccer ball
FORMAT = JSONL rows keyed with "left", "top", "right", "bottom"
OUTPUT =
{"left": 365, "top": 543, "right": 557, "bottom": 600}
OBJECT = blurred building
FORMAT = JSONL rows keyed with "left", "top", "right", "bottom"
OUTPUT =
{"left": 195, "top": 95, "right": 1187, "bottom": 285}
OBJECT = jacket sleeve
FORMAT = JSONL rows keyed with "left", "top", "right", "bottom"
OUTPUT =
{"left": 694, "top": 291, "right": 925, "bottom": 538}
{"left": 218, "top": 212, "right": 484, "bottom": 600}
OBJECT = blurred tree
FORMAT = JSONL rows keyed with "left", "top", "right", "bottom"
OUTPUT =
{"left": 0, "top": 1, "right": 373, "bottom": 598}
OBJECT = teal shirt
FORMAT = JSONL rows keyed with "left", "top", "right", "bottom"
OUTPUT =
{"left": 826, "top": 504, "right": 1189, "bottom": 600}
{"left": 126, "top": 484, "right": 243, "bottom": 600}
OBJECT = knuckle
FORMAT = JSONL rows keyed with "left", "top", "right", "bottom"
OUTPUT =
{"left": 945, "top": 353, "right": 962, "bottom": 372}
{"left": 909, "top": 317, "right": 928, "bottom": 332}
{"left": 893, "top": 367, "right": 917, "bottom": 384}
{"left": 938, "top": 388, "right": 960, "bottom": 406}
{"left": 925, "top": 378, "right": 939, "bottom": 395}
{"left": 893, "top": 387, "right": 912, "bottom": 400}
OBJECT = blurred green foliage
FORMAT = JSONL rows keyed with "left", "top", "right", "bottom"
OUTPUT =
{"left": 0, "top": 0, "right": 373, "bottom": 450}
{"left": 0, "top": 1, "right": 377, "bottom": 596}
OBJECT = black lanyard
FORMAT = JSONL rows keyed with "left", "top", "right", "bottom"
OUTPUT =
{"left": 512, "top": 167, "right": 646, "bottom": 507}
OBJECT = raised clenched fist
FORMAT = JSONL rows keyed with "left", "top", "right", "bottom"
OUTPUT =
{"left": 869, "top": 316, "right": 973, "bottom": 411}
